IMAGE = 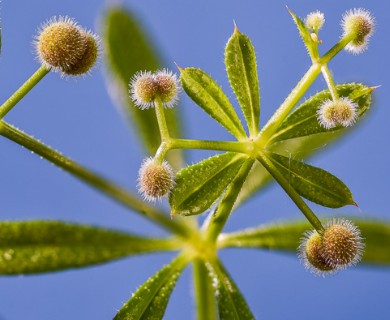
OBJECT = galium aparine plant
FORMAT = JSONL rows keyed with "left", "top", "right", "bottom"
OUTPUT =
{"left": 0, "top": 6, "right": 386, "bottom": 319}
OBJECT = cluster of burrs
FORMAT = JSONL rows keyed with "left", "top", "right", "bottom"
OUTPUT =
{"left": 35, "top": 16, "right": 100, "bottom": 76}
{"left": 129, "top": 8, "right": 375, "bottom": 276}
{"left": 307, "top": 9, "right": 375, "bottom": 129}
{"left": 130, "top": 70, "right": 180, "bottom": 201}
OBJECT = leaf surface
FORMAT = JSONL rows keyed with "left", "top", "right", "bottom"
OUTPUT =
{"left": 0, "top": 221, "right": 176, "bottom": 274}
{"left": 225, "top": 27, "right": 260, "bottom": 135}
{"left": 267, "top": 152, "right": 355, "bottom": 208}
{"left": 169, "top": 152, "right": 247, "bottom": 216}
{"left": 206, "top": 260, "right": 255, "bottom": 320}
{"left": 219, "top": 219, "right": 390, "bottom": 265}
{"left": 180, "top": 67, "right": 246, "bottom": 139}
{"left": 269, "top": 84, "right": 372, "bottom": 144}
{"left": 236, "top": 84, "right": 373, "bottom": 207}
{"left": 114, "top": 254, "right": 188, "bottom": 320}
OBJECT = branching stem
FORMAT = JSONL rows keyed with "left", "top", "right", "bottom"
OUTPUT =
{"left": 0, "top": 121, "right": 192, "bottom": 238}
{"left": 0, "top": 65, "right": 50, "bottom": 119}
{"left": 256, "top": 151, "right": 324, "bottom": 233}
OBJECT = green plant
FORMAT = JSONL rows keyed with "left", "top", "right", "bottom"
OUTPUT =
{"left": 0, "top": 6, "right": 388, "bottom": 319}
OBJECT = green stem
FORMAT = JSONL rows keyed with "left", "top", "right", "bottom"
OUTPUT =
{"left": 154, "top": 142, "right": 170, "bottom": 163}
{"left": 154, "top": 98, "right": 170, "bottom": 140}
{"left": 205, "top": 159, "right": 254, "bottom": 242}
{"left": 0, "top": 65, "right": 50, "bottom": 119}
{"left": 321, "top": 65, "right": 339, "bottom": 101}
{"left": 256, "top": 151, "right": 324, "bottom": 232}
{"left": 257, "top": 34, "right": 356, "bottom": 146}
{"left": 0, "top": 121, "right": 192, "bottom": 238}
{"left": 257, "top": 63, "right": 322, "bottom": 144}
{"left": 320, "top": 33, "right": 355, "bottom": 64}
{"left": 170, "top": 138, "right": 251, "bottom": 154}
{"left": 193, "top": 258, "right": 217, "bottom": 320}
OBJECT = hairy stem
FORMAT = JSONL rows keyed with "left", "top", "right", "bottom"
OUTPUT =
{"left": 170, "top": 138, "right": 251, "bottom": 154}
{"left": 154, "top": 98, "right": 170, "bottom": 141}
{"left": 193, "top": 259, "right": 217, "bottom": 320}
{"left": 320, "top": 33, "right": 355, "bottom": 64}
{"left": 321, "top": 65, "right": 339, "bottom": 101}
{"left": 0, "top": 121, "right": 192, "bottom": 238}
{"left": 256, "top": 151, "right": 324, "bottom": 232}
{"left": 0, "top": 65, "right": 50, "bottom": 119}
{"left": 257, "top": 63, "right": 322, "bottom": 144}
{"left": 205, "top": 159, "right": 254, "bottom": 242}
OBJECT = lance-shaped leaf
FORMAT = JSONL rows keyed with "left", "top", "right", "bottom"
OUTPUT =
{"left": 206, "top": 260, "right": 255, "bottom": 320}
{"left": 235, "top": 84, "right": 373, "bottom": 207}
{"left": 193, "top": 259, "right": 217, "bottom": 319}
{"left": 219, "top": 219, "right": 390, "bottom": 266}
{"left": 102, "top": 7, "right": 183, "bottom": 169}
{"left": 288, "top": 8, "right": 318, "bottom": 59}
{"left": 225, "top": 25, "right": 260, "bottom": 136}
{"left": 268, "top": 152, "right": 355, "bottom": 208}
{"left": 0, "top": 221, "right": 177, "bottom": 275}
{"left": 180, "top": 67, "right": 246, "bottom": 139}
{"left": 114, "top": 254, "right": 188, "bottom": 320}
{"left": 169, "top": 152, "right": 247, "bottom": 216}
{"left": 269, "top": 84, "right": 372, "bottom": 144}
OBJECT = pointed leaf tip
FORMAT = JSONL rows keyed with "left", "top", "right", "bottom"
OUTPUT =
{"left": 233, "top": 20, "right": 239, "bottom": 33}
{"left": 267, "top": 152, "right": 354, "bottom": 208}
{"left": 225, "top": 28, "right": 260, "bottom": 136}
{"left": 174, "top": 62, "right": 184, "bottom": 72}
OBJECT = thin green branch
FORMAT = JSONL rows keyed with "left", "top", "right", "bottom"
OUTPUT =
{"left": 193, "top": 258, "right": 217, "bottom": 320}
{"left": 0, "top": 65, "right": 50, "bottom": 119}
{"left": 154, "top": 98, "right": 170, "bottom": 141}
{"left": 170, "top": 138, "right": 251, "bottom": 154}
{"left": 257, "top": 63, "right": 322, "bottom": 144}
{"left": 256, "top": 151, "right": 324, "bottom": 233}
{"left": 0, "top": 121, "right": 192, "bottom": 238}
{"left": 321, "top": 64, "right": 339, "bottom": 101}
{"left": 204, "top": 159, "right": 254, "bottom": 242}
{"left": 320, "top": 33, "right": 355, "bottom": 64}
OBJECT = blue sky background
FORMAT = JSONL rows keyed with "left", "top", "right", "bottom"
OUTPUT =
{"left": 0, "top": 0, "right": 389, "bottom": 319}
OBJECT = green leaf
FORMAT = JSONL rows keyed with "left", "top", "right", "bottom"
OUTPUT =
{"left": 102, "top": 7, "right": 183, "bottom": 169}
{"left": 236, "top": 84, "right": 373, "bottom": 208}
{"left": 225, "top": 26, "right": 260, "bottom": 135}
{"left": 0, "top": 221, "right": 177, "bottom": 275}
{"left": 269, "top": 84, "right": 372, "bottom": 144}
{"left": 169, "top": 152, "right": 247, "bottom": 216}
{"left": 206, "top": 260, "right": 255, "bottom": 320}
{"left": 267, "top": 152, "right": 355, "bottom": 208}
{"left": 193, "top": 259, "right": 217, "bottom": 320}
{"left": 180, "top": 67, "right": 246, "bottom": 139}
{"left": 219, "top": 219, "right": 390, "bottom": 266}
{"left": 287, "top": 8, "right": 318, "bottom": 59}
{"left": 114, "top": 254, "right": 188, "bottom": 320}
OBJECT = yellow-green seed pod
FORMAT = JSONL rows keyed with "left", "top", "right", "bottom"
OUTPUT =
{"left": 299, "top": 230, "right": 336, "bottom": 276}
{"left": 63, "top": 29, "right": 99, "bottom": 76}
{"left": 36, "top": 17, "right": 86, "bottom": 72}
{"left": 322, "top": 219, "right": 364, "bottom": 269}
{"left": 130, "top": 71, "right": 158, "bottom": 109}
{"left": 129, "top": 69, "right": 180, "bottom": 109}
{"left": 154, "top": 69, "right": 180, "bottom": 108}
{"left": 305, "top": 11, "right": 325, "bottom": 32}
{"left": 317, "top": 98, "right": 358, "bottom": 129}
{"left": 341, "top": 8, "right": 375, "bottom": 54}
{"left": 138, "top": 157, "right": 174, "bottom": 202}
